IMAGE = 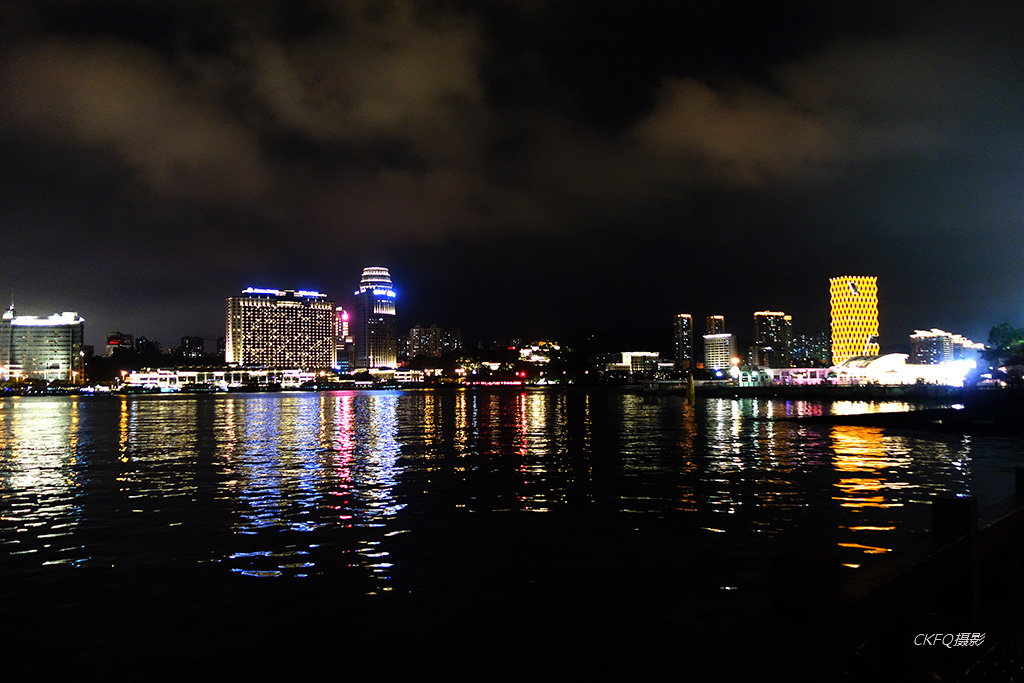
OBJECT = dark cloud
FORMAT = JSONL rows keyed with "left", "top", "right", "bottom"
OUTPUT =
{"left": 0, "top": 0, "right": 1021, "bottom": 349}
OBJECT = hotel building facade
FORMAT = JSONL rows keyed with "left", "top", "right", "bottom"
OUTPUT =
{"left": 225, "top": 288, "right": 336, "bottom": 369}
{"left": 0, "top": 306, "right": 85, "bottom": 382}
{"left": 703, "top": 333, "right": 737, "bottom": 371}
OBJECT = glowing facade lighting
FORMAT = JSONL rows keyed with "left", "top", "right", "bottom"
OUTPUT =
{"left": 703, "top": 333, "right": 736, "bottom": 370}
{"left": 830, "top": 276, "right": 879, "bottom": 365}
{"left": 242, "top": 287, "right": 286, "bottom": 296}
{"left": 909, "top": 329, "right": 984, "bottom": 364}
{"left": 226, "top": 288, "right": 336, "bottom": 369}
{"left": 706, "top": 315, "right": 725, "bottom": 334}
{"left": 0, "top": 306, "right": 85, "bottom": 382}
{"left": 831, "top": 353, "right": 976, "bottom": 387}
{"left": 353, "top": 267, "right": 397, "bottom": 370}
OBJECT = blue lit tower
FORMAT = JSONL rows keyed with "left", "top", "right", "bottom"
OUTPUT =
{"left": 353, "top": 267, "right": 397, "bottom": 370}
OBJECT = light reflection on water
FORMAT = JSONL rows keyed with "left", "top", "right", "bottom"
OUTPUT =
{"left": 0, "top": 397, "right": 84, "bottom": 566}
{"left": 0, "top": 391, "right": 1019, "bottom": 588}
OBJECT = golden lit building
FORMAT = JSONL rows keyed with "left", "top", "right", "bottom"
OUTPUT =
{"left": 226, "top": 287, "right": 336, "bottom": 369}
{"left": 830, "top": 276, "right": 879, "bottom": 364}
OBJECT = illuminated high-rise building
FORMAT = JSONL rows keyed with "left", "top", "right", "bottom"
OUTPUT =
{"left": 829, "top": 276, "right": 879, "bottom": 365}
{"left": 105, "top": 331, "right": 134, "bottom": 356}
{"left": 409, "top": 323, "right": 443, "bottom": 359}
{"left": 179, "top": 336, "right": 205, "bottom": 359}
{"left": 441, "top": 328, "right": 463, "bottom": 353}
{"left": 353, "top": 266, "right": 397, "bottom": 370}
{"left": 225, "top": 287, "right": 336, "bottom": 369}
{"left": 703, "top": 333, "right": 737, "bottom": 371}
{"left": 0, "top": 306, "right": 85, "bottom": 382}
{"left": 706, "top": 315, "right": 725, "bottom": 335}
{"left": 909, "top": 329, "right": 954, "bottom": 365}
{"left": 752, "top": 311, "right": 793, "bottom": 367}
{"left": 909, "top": 329, "right": 983, "bottom": 365}
{"left": 792, "top": 332, "right": 831, "bottom": 367}
{"left": 673, "top": 313, "right": 693, "bottom": 369}
{"left": 335, "top": 306, "right": 354, "bottom": 371}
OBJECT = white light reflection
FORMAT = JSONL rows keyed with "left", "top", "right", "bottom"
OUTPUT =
{"left": 0, "top": 396, "right": 85, "bottom": 566}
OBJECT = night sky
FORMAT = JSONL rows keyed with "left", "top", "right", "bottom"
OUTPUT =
{"left": 2, "top": 1, "right": 1022, "bottom": 353}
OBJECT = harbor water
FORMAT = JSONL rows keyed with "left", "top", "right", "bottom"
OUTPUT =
{"left": 2, "top": 389, "right": 1022, "bottom": 676}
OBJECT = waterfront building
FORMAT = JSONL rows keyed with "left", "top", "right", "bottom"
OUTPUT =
{"left": 604, "top": 351, "right": 660, "bottom": 375}
{"left": 673, "top": 313, "right": 693, "bottom": 369}
{"left": 832, "top": 353, "right": 975, "bottom": 387}
{"left": 105, "top": 331, "right": 134, "bottom": 356}
{"left": 124, "top": 367, "right": 317, "bottom": 391}
{"left": 910, "top": 329, "right": 953, "bottom": 364}
{"left": 135, "top": 336, "right": 161, "bottom": 355}
{"left": 335, "top": 307, "right": 354, "bottom": 371}
{"left": 441, "top": 328, "right": 463, "bottom": 353}
{"left": 792, "top": 331, "right": 831, "bottom": 367}
{"left": 951, "top": 334, "right": 986, "bottom": 361}
{"left": 179, "top": 336, "right": 205, "bottom": 359}
{"left": 225, "top": 287, "right": 336, "bottom": 369}
{"left": 519, "top": 341, "right": 561, "bottom": 365}
{"left": 830, "top": 276, "right": 879, "bottom": 365}
{"left": 409, "top": 323, "right": 444, "bottom": 359}
{"left": 751, "top": 310, "right": 793, "bottom": 367}
{"left": 772, "top": 367, "right": 831, "bottom": 385}
{"left": 703, "top": 333, "right": 737, "bottom": 371}
{"left": 910, "top": 329, "right": 985, "bottom": 364}
{"left": 353, "top": 267, "right": 397, "bottom": 370}
{"left": 0, "top": 306, "right": 85, "bottom": 382}
{"left": 394, "top": 369, "right": 425, "bottom": 384}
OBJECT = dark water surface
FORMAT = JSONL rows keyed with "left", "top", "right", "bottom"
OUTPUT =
{"left": 2, "top": 390, "right": 1022, "bottom": 676}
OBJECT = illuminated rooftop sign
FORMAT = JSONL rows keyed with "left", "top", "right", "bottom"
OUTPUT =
{"left": 243, "top": 287, "right": 286, "bottom": 296}
{"left": 11, "top": 312, "right": 84, "bottom": 326}
{"left": 242, "top": 287, "right": 327, "bottom": 299}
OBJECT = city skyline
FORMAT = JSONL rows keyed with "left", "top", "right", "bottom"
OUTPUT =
{"left": 2, "top": 3, "right": 1022, "bottom": 348}
{"left": 0, "top": 260, "right": 995, "bottom": 372}
{"left": 0, "top": 269, "right": 991, "bottom": 363}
